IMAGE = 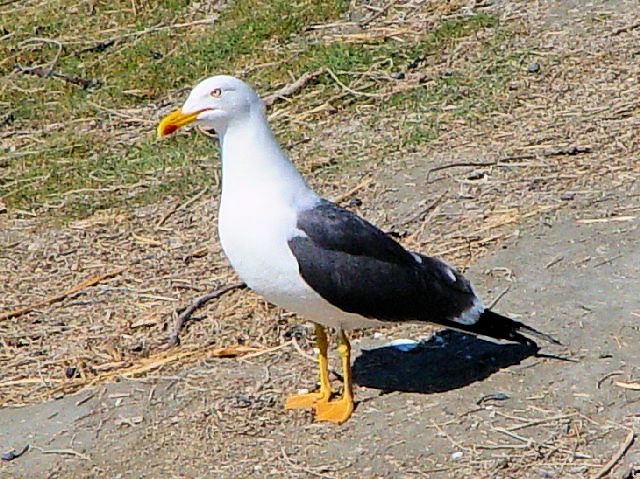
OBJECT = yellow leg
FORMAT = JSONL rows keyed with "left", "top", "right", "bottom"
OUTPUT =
{"left": 314, "top": 329, "right": 354, "bottom": 424}
{"left": 285, "top": 323, "right": 333, "bottom": 410}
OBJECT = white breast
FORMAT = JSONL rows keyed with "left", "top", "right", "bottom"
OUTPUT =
{"left": 218, "top": 185, "right": 306, "bottom": 302}
{"left": 216, "top": 114, "right": 384, "bottom": 330}
{"left": 218, "top": 189, "right": 384, "bottom": 330}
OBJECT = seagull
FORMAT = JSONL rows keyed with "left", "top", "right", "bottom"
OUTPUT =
{"left": 157, "top": 75, "right": 559, "bottom": 424}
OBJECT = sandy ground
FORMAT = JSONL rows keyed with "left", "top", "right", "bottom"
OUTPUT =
{"left": 2, "top": 206, "right": 639, "bottom": 478}
{"left": 2, "top": 1, "right": 640, "bottom": 478}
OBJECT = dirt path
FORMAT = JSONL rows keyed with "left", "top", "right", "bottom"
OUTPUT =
{"left": 2, "top": 206, "right": 638, "bottom": 478}
{"left": 1, "top": 1, "right": 639, "bottom": 478}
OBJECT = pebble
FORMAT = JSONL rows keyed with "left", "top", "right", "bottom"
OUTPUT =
{"left": 1, "top": 445, "right": 29, "bottom": 462}
{"left": 527, "top": 62, "right": 541, "bottom": 73}
{"left": 451, "top": 451, "right": 464, "bottom": 461}
{"left": 560, "top": 192, "right": 575, "bottom": 201}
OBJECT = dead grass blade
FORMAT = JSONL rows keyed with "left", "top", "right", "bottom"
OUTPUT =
{"left": 591, "top": 429, "right": 636, "bottom": 479}
{"left": 263, "top": 68, "right": 325, "bottom": 107}
{"left": 169, "top": 282, "right": 247, "bottom": 346}
{"left": 614, "top": 381, "right": 640, "bottom": 390}
{"left": 0, "top": 268, "right": 125, "bottom": 321}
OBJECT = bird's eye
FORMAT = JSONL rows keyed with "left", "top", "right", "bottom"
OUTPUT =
{"left": 210, "top": 88, "right": 222, "bottom": 98}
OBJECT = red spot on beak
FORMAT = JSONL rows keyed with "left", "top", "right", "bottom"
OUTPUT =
{"left": 163, "top": 124, "right": 178, "bottom": 136}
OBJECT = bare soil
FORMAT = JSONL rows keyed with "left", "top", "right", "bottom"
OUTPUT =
{"left": 1, "top": 1, "right": 639, "bottom": 478}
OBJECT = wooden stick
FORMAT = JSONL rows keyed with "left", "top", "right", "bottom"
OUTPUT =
{"left": 326, "top": 68, "right": 385, "bottom": 99}
{"left": 591, "top": 429, "right": 636, "bottom": 479}
{"left": 155, "top": 186, "right": 209, "bottom": 227}
{"left": 612, "top": 21, "right": 640, "bottom": 35}
{"left": 17, "top": 66, "right": 97, "bottom": 89}
{"left": 359, "top": 0, "right": 400, "bottom": 26}
{"left": 392, "top": 196, "right": 444, "bottom": 229}
{"left": 262, "top": 68, "right": 324, "bottom": 107}
{"left": 280, "top": 446, "right": 336, "bottom": 479}
{"left": 168, "top": 282, "right": 247, "bottom": 346}
{"left": 614, "top": 381, "right": 640, "bottom": 390}
{"left": 39, "top": 448, "right": 91, "bottom": 461}
{"left": 426, "top": 161, "right": 498, "bottom": 181}
{"left": 240, "top": 341, "right": 292, "bottom": 360}
{"left": 0, "top": 268, "right": 125, "bottom": 321}
{"left": 426, "top": 146, "right": 592, "bottom": 181}
{"left": 331, "top": 176, "right": 374, "bottom": 204}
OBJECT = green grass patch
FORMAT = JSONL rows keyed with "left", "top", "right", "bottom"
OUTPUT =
{"left": 0, "top": 1, "right": 522, "bottom": 221}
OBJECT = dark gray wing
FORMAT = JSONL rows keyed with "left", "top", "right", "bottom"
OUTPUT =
{"left": 288, "top": 200, "right": 478, "bottom": 324}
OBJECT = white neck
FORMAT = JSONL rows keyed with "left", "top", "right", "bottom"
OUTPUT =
{"left": 218, "top": 111, "right": 318, "bottom": 209}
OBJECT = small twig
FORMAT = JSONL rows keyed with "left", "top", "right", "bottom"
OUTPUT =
{"left": 87, "top": 100, "right": 151, "bottom": 123}
{"left": 359, "top": 0, "right": 400, "bottom": 26}
{"left": 591, "top": 429, "right": 636, "bottom": 479}
{"left": 614, "top": 381, "right": 640, "bottom": 390}
{"left": 393, "top": 196, "right": 444, "bottom": 229}
{"left": 156, "top": 187, "right": 209, "bottom": 227}
{"left": 239, "top": 341, "right": 293, "bottom": 361}
{"left": 545, "top": 255, "right": 564, "bottom": 269}
{"left": 506, "top": 412, "right": 578, "bottom": 432}
{"left": 597, "top": 371, "right": 624, "bottom": 389}
{"left": 326, "top": 68, "right": 385, "bottom": 99}
{"left": 169, "top": 282, "right": 247, "bottom": 347}
{"left": 156, "top": 201, "right": 181, "bottom": 228}
{"left": 331, "top": 176, "right": 374, "bottom": 204}
{"left": 55, "top": 180, "right": 152, "bottom": 197}
{"left": 290, "top": 335, "right": 342, "bottom": 381}
{"left": 18, "top": 37, "right": 63, "bottom": 76}
{"left": 488, "top": 285, "right": 511, "bottom": 309}
{"left": 280, "top": 446, "right": 336, "bottom": 479}
{"left": 39, "top": 448, "right": 91, "bottom": 461}
{"left": 543, "top": 145, "right": 592, "bottom": 156}
{"left": 427, "top": 146, "right": 592, "bottom": 181}
{"left": 493, "top": 427, "right": 591, "bottom": 458}
{"left": 494, "top": 427, "right": 534, "bottom": 446}
{"left": 16, "top": 66, "right": 97, "bottom": 89}
{"left": 68, "top": 18, "right": 218, "bottom": 47}
{"left": 211, "top": 346, "right": 263, "bottom": 357}
{"left": 75, "top": 391, "right": 96, "bottom": 406}
{"left": 578, "top": 217, "right": 635, "bottom": 225}
{"left": 431, "top": 420, "right": 470, "bottom": 451}
{"left": 291, "top": 335, "right": 317, "bottom": 364}
{"left": 262, "top": 68, "right": 324, "bottom": 107}
{"left": 74, "top": 39, "right": 115, "bottom": 56}
{"left": 426, "top": 161, "right": 498, "bottom": 181}
{"left": 593, "top": 253, "right": 624, "bottom": 268}
{"left": 612, "top": 21, "right": 640, "bottom": 35}
{"left": 0, "top": 268, "right": 125, "bottom": 321}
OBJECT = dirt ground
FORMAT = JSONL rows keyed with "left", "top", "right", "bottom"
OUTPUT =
{"left": 2, "top": 1, "right": 640, "bottom": 478}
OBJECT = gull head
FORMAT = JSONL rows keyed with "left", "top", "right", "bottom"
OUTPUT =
{"left": 157, "top": 75, "right": 263, "bottom": 137}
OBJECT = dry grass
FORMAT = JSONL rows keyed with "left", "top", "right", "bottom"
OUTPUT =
{"left": 1, "top": 0, "right": 638, "bottom": 407}
{"left": 1, "top": 0, "right": 639, "bottom": 477}
{"left": 1, "top": 0, "right": 527, "bottom": 405}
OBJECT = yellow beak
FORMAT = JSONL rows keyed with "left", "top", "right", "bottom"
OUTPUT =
{"left": 157, "top": 108, "right": 208, "bottom": 138}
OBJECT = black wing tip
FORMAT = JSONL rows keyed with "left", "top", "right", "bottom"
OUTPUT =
{"left": 473, "top": 309, "right": 562, "bottom": 347}
{"left": 517, "top": 322, "right": 563, "bottom": 346}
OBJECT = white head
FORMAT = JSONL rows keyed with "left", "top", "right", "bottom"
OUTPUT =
{"left": 157, "top": 75, "right": 264, "bottom": 137}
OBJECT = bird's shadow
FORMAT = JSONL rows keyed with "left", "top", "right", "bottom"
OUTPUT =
{"left": 352, "top": 330, "right": 538, "bottom": 394}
